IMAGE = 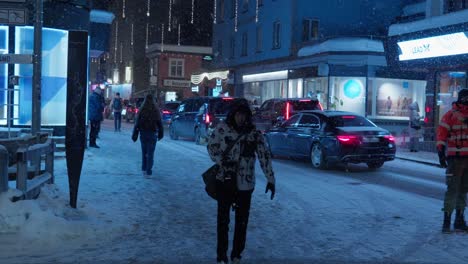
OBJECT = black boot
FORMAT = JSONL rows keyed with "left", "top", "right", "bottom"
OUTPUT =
{"left": 454, "top": 209, "right": 468, "bottom": 232}
{"left": 442, "top": 212, "right": 452, "bottom": 233}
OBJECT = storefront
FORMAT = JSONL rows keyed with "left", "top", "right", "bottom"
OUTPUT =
{"left": 190, "top": 70, "right": 233, "bottom": 98}
{"left": 387, "top": 17, "right": 468, "bottom": 140}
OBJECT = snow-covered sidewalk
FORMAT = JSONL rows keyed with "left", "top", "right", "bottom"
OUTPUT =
{"left": 1, "top": 120, "right": 467, "bottom": 264}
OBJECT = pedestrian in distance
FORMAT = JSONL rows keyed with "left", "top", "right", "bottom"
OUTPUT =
{"left": 88, "top": 87, "right": 105, "bottom": 148}
{"left": 437, "top": 88, "right": 468, "bottom": 233}
{"left": 132, "top": 94, "right": 164, "bottom": 178}
{"left": 408, "top": 101, "right": 421, "bottom": 152}
{"left": 207, "top": 101, "right": 276, "bottom": 264}
{"left": 110, "top": 92, "right": 123, "bottom": 132}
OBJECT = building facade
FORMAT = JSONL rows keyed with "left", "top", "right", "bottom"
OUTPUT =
{"left": 212, "top": 0, "right": 425, "bottom": 137}
{"left": 387, "top": 0, "right": 468, "bottom": 148}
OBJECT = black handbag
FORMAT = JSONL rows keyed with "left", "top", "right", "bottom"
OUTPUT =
{"left": 202, "top": 134, "right": 244, "bottom": 200}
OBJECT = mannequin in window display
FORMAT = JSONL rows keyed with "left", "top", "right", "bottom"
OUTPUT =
{"left": 408, "top": 101, "right": 421, "bottom": 152}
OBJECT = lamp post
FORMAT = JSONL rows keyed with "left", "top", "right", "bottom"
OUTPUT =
{"left": 32, "top": 0, "right": 43, "bottom": 134}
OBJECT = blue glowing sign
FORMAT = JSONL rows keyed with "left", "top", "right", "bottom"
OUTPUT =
{"left": 343, "top": 80, "right": 362, "bottom": 99}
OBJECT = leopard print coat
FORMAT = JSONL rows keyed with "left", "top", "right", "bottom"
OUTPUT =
{"left": 207, "top": 122, "right": 275, "bottom": 191}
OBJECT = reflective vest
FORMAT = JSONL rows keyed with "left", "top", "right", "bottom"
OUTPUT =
{"left": 436, "top": 103, "right": 468, "bottom": 156}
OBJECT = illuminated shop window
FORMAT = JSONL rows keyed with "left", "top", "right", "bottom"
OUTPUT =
{"left": 0, "top": 26, "right": 8, "bottom": 125}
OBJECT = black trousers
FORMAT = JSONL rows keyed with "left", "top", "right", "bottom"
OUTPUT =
{"left": 216, "top": 179, "right": 253, "bottom": 262}
{"left": 89, "top": 120, "right": 100, "bottom": 145}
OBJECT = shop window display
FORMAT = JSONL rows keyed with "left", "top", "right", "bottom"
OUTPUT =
{"left": 304, "top": 77, "right": 328, "bottom": 108}
{"left": 243, "top": 79, "right": 286, "bottom": 105}
{"left": 329, "top": 77, "right": 366, "bottom": 115}
{"left": 367, "top": 78, "right": 426, "bottom": 120}
{"left": 437, "top": 71, "right": 466, "bottom": 121}
{"left": 0, "top": 26, "right": 8, "bottom": 125}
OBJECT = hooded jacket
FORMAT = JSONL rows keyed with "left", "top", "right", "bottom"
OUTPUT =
{"left": 436, "top": 103, "right": 468, "bottom": 157}
{"left": 207, "top": 122, "right": 275, "bottom": 191}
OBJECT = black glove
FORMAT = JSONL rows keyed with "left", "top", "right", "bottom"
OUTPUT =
{"left": 265, "top": 182, "right": 275, "bottom": 200}
{"left": 438, "top": 147, "right": 447, "bottom": 168}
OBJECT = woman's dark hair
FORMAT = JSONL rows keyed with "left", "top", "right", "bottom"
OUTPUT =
{"left": 139, "top": 94, "right": 159, "bottom": 119}
{"left": 225, "top": 100, "right": 255, "bottom": 133}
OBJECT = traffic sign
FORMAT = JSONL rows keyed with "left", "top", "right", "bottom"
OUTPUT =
{"left": 0, "top": 54, "right": 33, "bottom": 64}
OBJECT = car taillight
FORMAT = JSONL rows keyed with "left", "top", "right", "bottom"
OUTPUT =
{"left": 205, "top": 114, "right": 211, "bottom": 124}
{"left": 222, "top": 97, "right": 234, "bottom": 100}
{"left": 337, "top": 135, "right": 358, "bottom": 143}
{"left": 285, "top": 102, "right": 290, "bottom": 120}
{"left": 318, "top": 102, "right": 323, "bottom": 110}
{"left": 135, "top": 108, "right": 139, "bottom": 114}
{"left": 384, "top": 135, "right": 395, "bottom": 142}
{"left": 162, "top": 110, "right": 171, "bottom": 114}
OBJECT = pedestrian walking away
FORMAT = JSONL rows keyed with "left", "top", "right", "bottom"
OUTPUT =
{"left": 207, "top": 101, "right": 276, "bottom": 264}
{"left": 132, "top": 94, "right": 164, "bottom": 178}
{"left": 437, "top": 88, "right": 468, "bottom": 233}
{"left": 408, "top": 100, "right": 422, "bottom": 152}
{"left": 111, "top": 92, "right": 124, "bottom": 132}
{"left": 88, "top": 87, "right": 105, "bottom": 148}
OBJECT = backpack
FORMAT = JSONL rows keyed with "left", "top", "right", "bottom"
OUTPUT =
{"left": 113, "top": 98, "right": 122, "bottom": 111}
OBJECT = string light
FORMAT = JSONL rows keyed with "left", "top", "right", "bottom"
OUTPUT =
{"left": 120, "top": 42, "right": 123, "bottom": 63}
{"left": 213, "top": 0, "right": 216, "bottom": 24}
{"left": 161, "top": 24, "right": 165, "bottom": 52}
{"left": 122, "top": 0, "right": 126, "bottom": 18}
{"left": 146, "top": 23, "right": 149, "bottom": 49}
{"left": 191, "top": 0, "right": 195, "bottom": 24}
{"left": 131, "top": 23, "right": 134, "bottom": 46}
{"left": 147, "top": 0, "right": 151, "bottom": 17}
{"left": 178, "top": 24, "right": 181, "bottom": 46}
{"left": 168, "top": 0, "right": 172, "bottom": 32}
{"left": 114, "top": 21, "right": 118, "bottom": 63}
{"left": 255, "top": 0, "right": 259, "bottom": 23}
{"left": 235, "top": 0, "right": 238, "bottom": 32}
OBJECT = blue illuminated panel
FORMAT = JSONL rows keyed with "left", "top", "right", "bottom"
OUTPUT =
{"left": 14, "top": 26, "right": 69, "bottom": 126}
{"left": 0, "top": 26, "right": 8, "bottom": 125}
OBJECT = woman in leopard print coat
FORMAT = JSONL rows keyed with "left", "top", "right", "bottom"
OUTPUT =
{"left": 207, "top": 101, "right": 275, "bottom": 264}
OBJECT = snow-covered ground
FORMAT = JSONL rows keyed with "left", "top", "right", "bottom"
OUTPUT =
{"left": 1, "top": 120, "right": 467, "bottom": 264}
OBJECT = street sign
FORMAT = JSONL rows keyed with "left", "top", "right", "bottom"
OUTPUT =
{"left": 0, "top": 54, "right": 33, "bottom": 64}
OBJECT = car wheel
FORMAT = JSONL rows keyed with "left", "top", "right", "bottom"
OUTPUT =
{"left": 310, "top": 143, "right": 326, "bottom": 169}
{"left": 367, "top": 161, "right": 384, "bottom": 169}
{"left": 195, "top": 128, "right": 202, "bottom": 145}
{"left": 169, "top": 125, "right": 179, "bottom": 140}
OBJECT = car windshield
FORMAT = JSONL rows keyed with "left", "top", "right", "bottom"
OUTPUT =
{"left": 329, "top": 115, "right": 375, "bottom": 127}
{"left": 164, "top": 102, "right": 180, "bottom": 111}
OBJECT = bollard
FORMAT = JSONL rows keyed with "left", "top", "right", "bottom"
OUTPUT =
{"left": 0, "top": 145, "right": 8, "bottom": 192}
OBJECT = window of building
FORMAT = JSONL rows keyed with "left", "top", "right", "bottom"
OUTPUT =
{"left": 256, "top": 25, "right": 262, "bottom": 52}
{"left": 219, "top": 0, "right": 225, "bottom": 22}
{"left": 272, "top": 21, "right": 281, "bottom": 49}
{"left": 169, "top": 58, "right": 184, "bottom": 78}
{"left": 445, "top": 0, "right": 468, "bottom": 13}
{"left": 302, "top": 19, "right": 319, "bottom": 42}
{"left": 241, "top": 32, "right": 248, "bottom": 56}
{"left": 230, "top": 37, "right": 236, "bottom": 58}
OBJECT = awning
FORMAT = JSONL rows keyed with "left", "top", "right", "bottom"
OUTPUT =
{"left": 191, "top": 70, "right": 229, "bottom": 85}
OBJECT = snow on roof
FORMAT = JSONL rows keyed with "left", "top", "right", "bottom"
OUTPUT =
{"left": 297, "top": 38, "right": 384, "bottom": 57}
{"left": 389, "top": 9, "right": 468, "bottom": 36}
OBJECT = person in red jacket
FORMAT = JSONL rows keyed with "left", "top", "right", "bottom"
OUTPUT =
{"left": 437, "top": 88, "right": 468, "bottom": 233}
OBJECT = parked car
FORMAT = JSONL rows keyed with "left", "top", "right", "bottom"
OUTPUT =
{"left": 161, "top": 101, "right": 181, "bottom": 127}
{"left": 264, "top": 110, "right": 396, "bottom": 169}
{"left": 169, "top": 96, "right": 248, "bottom": 144}
{"left": 253, "top": 97, "right": 323, "bottom": 132}
{"left": 125, "top": 98, "right": 144, "bottom": 122}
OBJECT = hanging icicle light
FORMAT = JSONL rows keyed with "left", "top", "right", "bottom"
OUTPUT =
{"left": 147, "top": 0, "right": 151, "bottom": 17}
{"left": 114, "top": 21, "right": 118, "bottom": 63}
{"left": 234, "top": 0, "right": 238, "bottom": 32}
{"left": 178, "top": 24, "right": 181, "bottom": 46}
{"left": 191, "top": 0, "right": 195, "bottom": 24}
{"left": 122, "top": 0, "right": 126, "bottom": 18}
{"left": 168, "top": 0, "right": 172, "bottom": 32}
{"left": 161, "top": 24, "right": 165, "bottom": 52}
{"left": 131, "top": 23, "right": 134, "bottom": 46}
{"left": 213, "top": 0, "right": 217, "bottom": 24}
{"left": 146, "top": 23, "right": 149, "bottom": 49}
{"left": 120, "top": 42, "right": 123, "bottom": 63}
{"left": 255, "top": 0, "right": 259, "bottom": 23}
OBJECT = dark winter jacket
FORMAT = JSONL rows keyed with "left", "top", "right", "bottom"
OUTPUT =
{"left": 207, "top": 122, "right": 275, "bottom": 191}
{"left": 88, "top": 91, "right": 105, "bottom": 121}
